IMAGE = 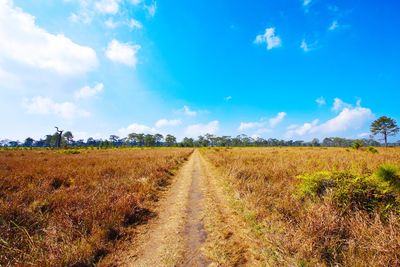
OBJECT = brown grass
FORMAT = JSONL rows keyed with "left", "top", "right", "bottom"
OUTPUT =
{"left": 0, "top": 148, "right": 192, "bottom": 266}
{"left": 201, "top": 147, "right": 400, "bottom": 266}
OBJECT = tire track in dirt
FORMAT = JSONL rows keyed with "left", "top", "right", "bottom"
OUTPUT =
{"left": 180, "top": 153, "right": 210, "bottom": 266}
{"left": 116, "top": 150, "right": 260, "bottom": 266}
{"left": 117, "top": 150, "right": 210, "bottom": 267}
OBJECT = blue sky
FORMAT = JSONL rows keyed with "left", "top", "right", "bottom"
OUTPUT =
{"left": 1, "top": 0, "right": 399, "bottom": 141}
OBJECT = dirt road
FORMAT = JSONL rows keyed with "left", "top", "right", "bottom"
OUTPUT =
{"left": 116, "top": 150, "right": 256, "bottom": 266}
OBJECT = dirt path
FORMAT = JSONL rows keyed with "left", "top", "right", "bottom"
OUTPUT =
{"left": 116, "top": 150, "right": 255, "bottom": 266}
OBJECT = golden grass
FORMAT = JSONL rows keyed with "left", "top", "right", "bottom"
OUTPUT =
{"left": 0, "top": 148, "right": 192, "bottom": 266}
{"left": 201, "top": 147, "right": 400, "bottom": 266}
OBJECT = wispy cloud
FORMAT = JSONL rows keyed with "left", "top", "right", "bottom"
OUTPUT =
{"left": 254, "top": 27, "right": 282, "bottom": 50}
{"left": 302, "top": 0, "right": 313, "bottom": 12}
{"left": 329, "top": 20, "right": 339, "bottom": 31}
{"left": 269, "top": 112, "right": 287, "bottom": 127}
{"left": 104, "top": 18, "right": 143, "bottom": 29}
{"left": 303, "top": 0, "right": 312, "bottom": 7}
{"left": 145, "top": 1, "right": 157, "bottom": 17}
{"left": 316, "top": 96, "right": 326, "bottom": 106}
{"left": 300, "top": 39, "right": 318, "bottom": 52}
{"left": 128, "top": 19, "right": 143, "bottom": 29}
{"left": 181, "top": 105, "right": 198, "bottom": 117}
{"left": 332, "top": 98, "right": 352, "bottom": 112}
{"left": 74, "top": 83, "right": 104, "bottom": 99}
{"left": 95, "top": 0, "right": 121, "bottom": 15}
{"left": 68, "top": 0, "right": 149, "bottom": 25}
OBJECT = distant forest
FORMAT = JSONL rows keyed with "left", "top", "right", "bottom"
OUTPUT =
{"left": 1, "top": 132, "right": 397, "bottom": 148}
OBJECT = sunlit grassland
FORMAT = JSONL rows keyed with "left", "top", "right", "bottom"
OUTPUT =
{"left": 0, "top": 148, "right": 193, "bottom": 266}
{"left": 201, "top": 147, "right": 400, "bottom": 266}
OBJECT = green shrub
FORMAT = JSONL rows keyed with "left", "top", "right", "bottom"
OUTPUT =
{"left": 297, "top": 170, "right": 399, "bottom": 215}
{"left": 375, "top": 163, "right": 400, "bottom": 189}
{"left": 367, "top": 146, "right": 378, "bottom": 154}
{"left": 352, "top": 140, "right": 363, "bottom": 150}
{"left": 297, "top": 171, "right": 336, "bottom": 198}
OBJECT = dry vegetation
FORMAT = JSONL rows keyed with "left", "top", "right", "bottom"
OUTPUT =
{"left": 0, "top": 148, "right": 192, "bottom": 266}
{"left": 201, "top": 147, "right": 400, "bottom": 266}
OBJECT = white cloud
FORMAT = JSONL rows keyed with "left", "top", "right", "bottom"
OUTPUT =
{"left": 300, "top": 39, "right": 310, "bottom": 52}
{"left": 155, "top": 119, "right": 182, "bottom": 128}
{"left": 286, "top": 103, "right": 374, "bottom": 138}
{"left": 238, "top": 122, "right": 263, "bottom": 131}
{"left": 119, "top": 118, "right": 182, "bottom": 136}
{"left": 185, "top": 121, "right": 219, "bottom": 137}
{"left": 300, "top": 39, "right": 318, "bottom": 52}
{"left": 106, "top": 39, "right": 141, "bottom": 66}
{"left": 329, "top": 20, "right": 339, "bottom": 31}
{"left": 74, "top": 83, "right": 104, "bottom": 99}
{"left": 67, "top": 0, "right": 92, "bottom": 24}
{"left": 182, "top": 105, "right": 198, "bottom": 117}
{"left": 269, "top": 112, "right": 286, "bottom": 127}
{"left": 225, "top": 96, "right": 232, "bottom": 101}
{"left": 145, "top": 1, "right": 156, "bottom": 17}
{"left": 332, "top": 98, "right": 352, "bottom": 112}
{"left": 23, "top": 96, "right": 90, "bottom": 119}
{"left": 118, "top": 123, "right": 157, "bottom": 135}
{"left": 95, "top": 0, "right": 120, "bottom": 14}
{"left": 69, "top": 13, "right": 80, "bottom": 23}
{"left": 287, "top": 124, "right": 299, "bottom": 130}
{"left": 239, "top": 112, "right": 286, "bottom": 131}
{"left": 105, "top": 18, "right": 118, "bottom": 29}
{"left": 0, "top": 0, "right": 98, "bottom": 75}
{"left": 131, "top": 0, "right": 141, "bottom": 5}
{"left": 316, "top": 96, "right": 326, "bottom": 106}
{"left": 315, "top": 107, "right": 373, "bottom": 134}
{"left": 254, "top": 27, "right": 282, "bottom": 50}
{"left": 128, "top": 19, "right": 143, "bottom": 29}
{"left": 286, "top": 119, "right": 319, "bottom": 138}
{"left": 104, "top": 18, "right": 142, "bottom": 30}
{"left": 303, "top": 0, "right": 312, "bottom": 7}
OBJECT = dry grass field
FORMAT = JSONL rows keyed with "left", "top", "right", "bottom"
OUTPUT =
{"left": 2, "top": 147, "right": 400, "bottom": 266}
{"left": 0, "top": 148, "right": 192, "bottom": 266}
{"left": 201, "top": 147, "right": 400, "bottom": 266}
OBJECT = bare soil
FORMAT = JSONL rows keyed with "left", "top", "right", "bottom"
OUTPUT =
{"left": 113, "top": 150, "right": 254, "bottom": 266}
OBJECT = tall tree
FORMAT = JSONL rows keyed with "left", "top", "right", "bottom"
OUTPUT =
{"left": 144, "top": 134, "right": 155, "bottom": 146}
{"left": 371, "top": 116, "right": 399, "bottom": 147}
{"left": 154, "top": 134, "right": 164, "bottom": 146}
{"left": 24, "top": 137, "right": 34, "bottom": 147}
{"left": 165, "top": 134, "right": 177, "bottom": 146}
{"left": 63, "top": 131, "right": 74, "bottom": 145}
{"left": 109, "top": 135, "right": 119, "bottom": 146}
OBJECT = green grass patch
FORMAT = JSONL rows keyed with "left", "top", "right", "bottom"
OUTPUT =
{"left": 367, "top": 146, "right": 379, "bottom": 154}
{"left": 297, "top": 166, "right": 400, "bottom": 215}
{"left": 375, "top": 163, "right": 400, "bottom": 189}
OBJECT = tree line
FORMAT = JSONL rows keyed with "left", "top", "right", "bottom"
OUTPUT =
{"left": 1, "top": 116, "right": 399, "bottom": 148}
